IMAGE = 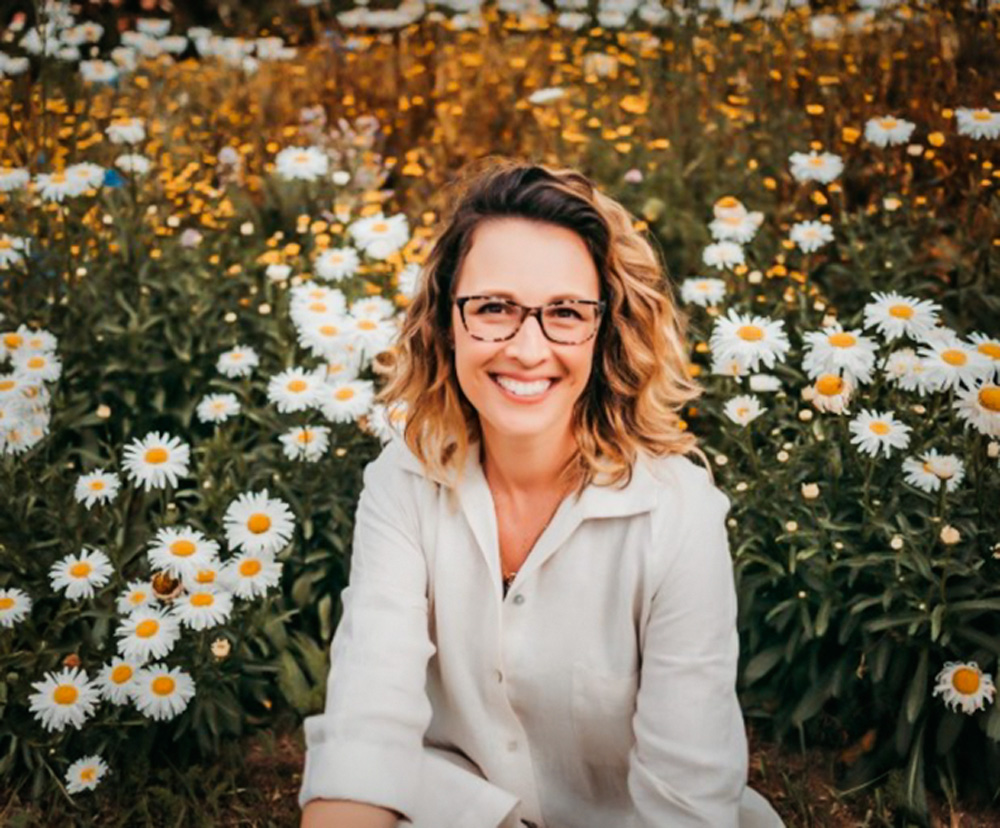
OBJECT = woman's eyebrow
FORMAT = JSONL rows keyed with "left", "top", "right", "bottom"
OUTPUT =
{"left": 475, "top": 290, "right": 594, "bottom": 302}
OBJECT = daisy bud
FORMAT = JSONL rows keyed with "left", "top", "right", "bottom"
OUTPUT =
{"left": 785, "top": 521, "right": 799, "bottom": 533}
{"left": 735, "top": 481, "right": 748, "bottom": 492}
{"left": 798, "top": 409, "right": 813, "bottom": 422}
{"left": 890, "top": 535, "right": 904, "bottom": 550}
{"left": 747, "top": 270, "right": 763, "bottom": 284}
{"left": 801, "top": 483, "right": 820, "bottom": 500}
{"left": 63, "top": 654, "right": 81, "bottom": 669}
{"left": 777, "top": 450, "right": 790, "bottom": 462}
{"left": 988, "top": 442, "right": 1000, "bottom": 459}
{"left": 940, "top": 525, "right": 961, "bottom": 545}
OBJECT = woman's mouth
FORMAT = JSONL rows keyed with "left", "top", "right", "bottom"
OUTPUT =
{"left": 489, "top": 373, "right": 559, "bottom": 401}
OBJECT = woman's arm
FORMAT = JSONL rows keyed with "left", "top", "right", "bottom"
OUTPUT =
{"left": 300, "top": 799, "right": 403, "bottom": 828}
{"left": 626, "top": 464, "right": 748, "bottom": 828}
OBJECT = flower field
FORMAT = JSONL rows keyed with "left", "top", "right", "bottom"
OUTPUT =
{"left": 1, "top": 0, "right": 999, "bottom": 824}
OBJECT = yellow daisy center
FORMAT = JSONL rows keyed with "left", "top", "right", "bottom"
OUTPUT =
{"left": 976, "top": 342, "right": 1000, "bottom": 360}
{"left": 111, "top": 664, "right": 133, "bottom": 684}
{"left": 0, "top": 597, "right": 14, "bottom": 610}
{"left": 195, "top": 569, "right": 215, "bottom": 584}
{"left": 53, "top": 684, "right": 79, "bottom": 705}
{"left": 0, "top": 239, "right": 10, "bottom": 250}
{"left": 972, "top": 110, "right": 992, "bottom": 122}
{"left": 737, "top": 324, "right": 764, "bottom": 341}
{"left": 135, "top": 619, "right": 159, "bottom": 638}
{"left": 940, "top": 349, "right": 967, "bottom": 366}
{"left": 294, "top": 152, "right": 309, "bottom": 163}
{"left": 335, "top": 387, "right": 355, "bottom": 401}
{"left": 736, "top": 406, "right": 750, "bottom": 418}
{"left": 80, "top": 767, "right": 97, "bottom": 783}
{"left": 144, "top": 447, "right": 168, "bottom": 464}
{"left": 371, "top": 221, "right": 389, "bottom": 233}
{"left": 809, "top": 157, "right": 824, "bottom": 166}
{"left": 70, "top": 562, "right": 92, "bottom": 578}
{"left": 815, "top": 375, "right": 843, "bottom": 396}
{"left": 868, "top": 421, "right": 890, "bottom": 436}
{"left": 879, "top": 117, "right": 897, "bottom": 128}
{"left": 308, "top": 302, "right": 327, "bottom": 312}
{"left": 0, "top": 380, "right": 15, "bottom": 391}
{"left": 296, "top": 430, "right": 314, "bottom": 443}
{"left": 89, "top": 480, "right": 106, "bottom": 491}
{"left": 979, "top": 386, "right": 1000, "bottom": 412}
{"left": 51, "top": 172, "right": 67, "bottom": 183}
{"left": 170, "top": 539, "right": 196, "bottom": 557}
{"left": 190, "top": 592, "right": 214, "bottom": 607}
{"left": 287, "top": 379, "right": 307, "bottom": 393}
{"left": 888, "top": 304, "right": 913, "bottom": 319}
{"left": 319, "top": 325, "right": 339, "bottom": 336}
{"left": 129, "top": 591, "right": 147, "bottom": 604}
{"left": 716, "top": 196, "right": 739, "bottom": 209}
{"left": 828, "top": 332, "right": 856, "bottom": 348}
{"left": 328, "top": 253, "right": 343, "bottom": 262}
{"left": 152, "top": 676, "right": 176, "bottom": 696}
{"left": 952, "top": 667, "right": 981, "bottom": 694}
{"left": 3, "top": 333, "right": 22, "bottom": 348}
{"left": 247, "top": 513, "right": 271, "bottom": 534}
{"left": 239, "top": 559, "right": 262, "bottom": 577}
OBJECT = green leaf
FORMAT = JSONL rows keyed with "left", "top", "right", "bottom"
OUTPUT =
{"left": 905, "top": 649, "right": 929, "bottom": 724}
{"left": 905, "top": 720, "right": 928, "bottom": 818}
{"left": 743, "top": 646, "right": 784, "bottom": 686}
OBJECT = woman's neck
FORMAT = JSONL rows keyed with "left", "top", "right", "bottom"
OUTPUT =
{"left": 479, "top": 427, "right": 580, "bottom": 504}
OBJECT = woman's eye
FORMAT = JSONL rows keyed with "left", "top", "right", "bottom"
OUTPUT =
{"left": 551, "top": 307, "right": 583, "bottom": 320}
{"left": 478, "top": 302, "right": 511, "bottom": 314}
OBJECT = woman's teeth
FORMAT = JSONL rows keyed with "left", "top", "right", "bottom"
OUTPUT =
{"left": 493, "top": 375, "right": 553, "bottom": 397}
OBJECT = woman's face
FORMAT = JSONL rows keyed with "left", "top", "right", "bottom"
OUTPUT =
{"left": 451, "top": 217, "right": 601, "bottom": 447}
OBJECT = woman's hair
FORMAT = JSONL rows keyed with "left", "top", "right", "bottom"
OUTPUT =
{"left": 375, "top": 157, "right": 707, "bottom": 496}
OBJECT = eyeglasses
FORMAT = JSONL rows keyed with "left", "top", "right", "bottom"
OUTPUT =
{"left": 454, "top": 295, "right": 605, "bottom": 345}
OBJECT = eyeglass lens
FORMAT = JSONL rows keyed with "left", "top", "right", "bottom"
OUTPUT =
{"left": 462, "top": 298, "right": 599, "bottom": 343}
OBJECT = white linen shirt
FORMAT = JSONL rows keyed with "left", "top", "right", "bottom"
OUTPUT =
{"left": 299, "top": 438, "right": 784, "bottom": 828}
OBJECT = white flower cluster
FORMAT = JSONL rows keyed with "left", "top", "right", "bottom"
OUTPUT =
{"left": 0, "top": 322, "right": 60, "bottom": 456}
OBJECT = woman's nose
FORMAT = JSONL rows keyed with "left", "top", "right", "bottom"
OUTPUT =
{"left": 504, "top": 313, "right": 549, "bottom": 362}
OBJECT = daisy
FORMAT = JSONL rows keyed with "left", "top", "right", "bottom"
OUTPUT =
{"left": 789, "top": 220, "right": 835, "bottom": 254}
{"left": 122, "top": 431, "right": 191, "bottom": 490}
{"left": 74, "top": 469, "right": 121, "bottom": 509}
{"left": 0, "top": 587, "right": 32, "bottom": 628}
{"left": 147, "top": 526, "right": 221, "bottom": 581}
{"left": 115, "top": 579, "right": 157, "bottom": 615}
{"left": 350, "top": 296, "right": 397, "bottom": 320}
{"left": 80, "top": 59, "right": 119, "bottom": 83}
{"left": 266, "top": 366, "right": 325, "bottom": 413}
{"left": 66, "top": 162, "right": 106, "bottom": 191}
{"left": 708, "top": 209, "right": 764, "bottom": 244}
{"left": 917, "top": 340, "right": 991, "bottom": 392}
{"left": 49, "top": 548, "right": 114, "bottom": 600}
{"left": 864, "top": 115, "right": 916, "bottom": 147}
{"left": 115, "top": 607, "right": 181, "bottom": 664}
{"left": 18, "top": 327, "right": 59, "bottom": 355}
{"left": 219, "top": 552, "right": 283, "bottom": 599}
{"left": 216, "top": 344, "right": 259, "bottom": 378}
{"left": 801, "top": 324, "right": 879, "bottom": 385}
{"left": 0, "top": 167, "right": 30, "bottom": 192}
{"left": 954, "top": 108, "right": 1000, "bottom": 141}
{"left": 954, "top": 381, "right": 1000, "bottom": 437}
{"left": 196, "top": 392, "right": 240, "bottom": 424}
{"left": 275, "top": 146, "right": 329, "bottom": 182}
{"left": 132, "top": 664, "right": 196, "bottom": 721}
{"left": 279, "top": 425, "right": 331, "bottom": 461}
{"left": 902, "top": 450, "right": 965, "bottom": 494}
{"left": 317, "top": 379, "right": 376, "bottom": 423}
{"left": 172, "top": 587, "right": 234, "bottom": 631}
{"left": 933, "top": 661, "right": 996, "bottom": 714}
{"left": 323, "top": 347, "right": 364, "bottom": 383}
{"left": 343, "top": 313, "right": 397, "bottom": 359}
{"left": 223, "top": 489, "right": 295, "bottom": 555}
{"left": 723, "top": 394, "right": 764, "bottom": 426}
{"left": 348, "top": 214, "right": 410, "bottom": 260}
{"left": 266, "top": 263, "right": 292, "bottom": 282}
{"left": 106, "top": 117, "right": 146, "bottom": 144}
{"left": 315, "top": 247, "right": 361, "bottom": 282}
{"left": 969, "top": 332, "right": 1000, "bottom": 380}
{"left": 35, "top": 170, "right": 83, "bottom": 202}
{"left": 290, "top": 283, "right": 348, "bottom": 318}
{"left": 810, "top": 373, "right": 854, "bottom": 414}
{"left": 748, "top": 374, "right": 782, "bottom": 393}
{"left": 848, "top": 409, "right": 911, "bottom": 458}
{"left": 711, "top": 353, "right": 750, "bottom": 378}
{"left": 115, "top": 154, "right": 151, "bottom": 175}
{"left": 28, "top": 667, "right": 100, "bottom": 732}
{"left": 365, "top": 401, "right": 408, "bottom": 443}
{"left": 883, "top": 347, "right": 930, "bottom": 393}
{"left": 137, "top": 17, "right": 172, "bottom": 36}
{"left": 527, "top": 87, "right": 565, "bottom": 105}
{"left": 181, "top": 559, "right": 223, "bottom": 592}
{"left": 65, "top": 755, "right": 109, "bottom": 795}
{"left": 710, "top": 310, "right": 791, "bottom": 373}
{"left": 12, "top": 350, "right": 61, "bottom": 383}
{"left": 95, "top": 658, "right": 141, "bottom": 705}
{"left": 295, "top": 317, "right": 351, "bottom": 360}
{"left": 702, "top": 241, "right": 745, "bottom": 271}
{"left": 789, "top": 150, "right": 844, "bottom": 184}
{"left": 0, "top": 235, "right": 29, "bottom": 268}
{"left": 863, "top": 292, "right": 941, "bottom": 341}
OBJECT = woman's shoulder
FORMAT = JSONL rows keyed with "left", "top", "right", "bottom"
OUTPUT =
{"left": 638, "top": 449, "right": 731, "bottom": 523}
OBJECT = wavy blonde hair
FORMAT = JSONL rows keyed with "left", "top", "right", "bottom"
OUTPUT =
{"left": 376, "top": 158, "right": 708, "bottom": 497}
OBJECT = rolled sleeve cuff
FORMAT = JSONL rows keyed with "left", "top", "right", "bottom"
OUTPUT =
{"left": 298, "top": 721, "right": 421, "bottom": 819}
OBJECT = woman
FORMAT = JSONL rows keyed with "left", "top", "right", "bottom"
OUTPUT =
{"left": 299, "top": 161, "right": 784, "bottom": 827}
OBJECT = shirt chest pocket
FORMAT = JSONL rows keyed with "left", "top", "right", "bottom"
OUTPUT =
{"left": 570, "top": 662, "right": 639, "bottom": 766}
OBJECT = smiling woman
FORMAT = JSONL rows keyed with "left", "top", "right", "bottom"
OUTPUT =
{"left": 299, "top": 160, "right": 784, "bottom": 828}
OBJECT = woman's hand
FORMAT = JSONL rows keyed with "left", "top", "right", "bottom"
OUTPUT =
{"left": 300, "top": 799, "right": 402, "bottom": 828}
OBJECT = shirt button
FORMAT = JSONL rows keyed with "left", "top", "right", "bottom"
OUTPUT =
{"left": 506, "top": 740, "right": 518, "bottom": 752}
{"left": 512, "top": 594, "right": 525, "bottom": 605}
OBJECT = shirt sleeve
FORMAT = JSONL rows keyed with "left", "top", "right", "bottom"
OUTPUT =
{"left": 298, "top": 444, "right": 436, "bottom": 821}
{"left": 626, "top": 462, "right": 749, "bottom": 828}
